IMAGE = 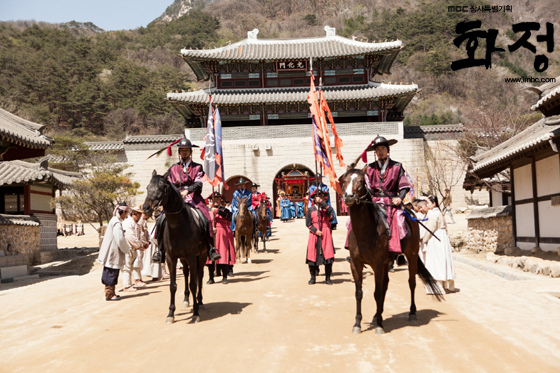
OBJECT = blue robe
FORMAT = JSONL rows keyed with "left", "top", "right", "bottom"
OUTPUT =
{"left": 280, "top": 198, "right": 291, "bottom": 220}
{"left": 295, "top": 202, "right": 305, "bottom": 218}
{"left": 231, "top": 188, "right": 255, "bottom": 231}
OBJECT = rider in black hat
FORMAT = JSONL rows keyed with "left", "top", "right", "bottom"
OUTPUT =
{"left": 153, "top": 136, "right": 221, "bottom": 263}
{"left": 364, "top": 136, "right": 411, "bottom": 256}
{"left": 231, "top": 177, "right": 256, "bottom": 232}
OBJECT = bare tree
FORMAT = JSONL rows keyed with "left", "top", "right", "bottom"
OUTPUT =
{"left": 424, "top": 139, "right": 468, "bottom": 201}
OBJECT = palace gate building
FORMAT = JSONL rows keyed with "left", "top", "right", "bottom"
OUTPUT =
{"left": 88, "top": 27, "right": 485, "bottom": 216}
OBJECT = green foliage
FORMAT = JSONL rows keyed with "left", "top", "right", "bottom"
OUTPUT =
{"left": 499, "top": 58, "right": 529, "bottom": 78}
{"left": 55, "top": 158, "right": 141, "bottom": 225}
{"left": 303, "top": 14, "right": 318, "bottom": 26}
{"left": 340, "top": 0, "right": 498, "bottom": 73}
{"left": 407, "top": 110, "right": 460, "bottom": 126}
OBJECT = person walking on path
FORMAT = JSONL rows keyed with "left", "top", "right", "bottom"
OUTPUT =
{"left": 441, "top": 188, "right": 456, "bottom": 224}
{"left": 305, "top": 189, "right": 336, "bottom": 285}
{"left": 122, "top": 205, "right": 146, "bottom": 292}
{"left": 97, "top": 203, "right": 133, "bottom": 301}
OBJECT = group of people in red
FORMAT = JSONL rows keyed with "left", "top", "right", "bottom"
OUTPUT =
{"left": 305, "top": 135, "right": 412, "bottom": 285}
{"left": 97, "top": 134, "right": 452, "bottom": 299}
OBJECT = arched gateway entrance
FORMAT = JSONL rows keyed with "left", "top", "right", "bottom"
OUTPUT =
{"left": 273, "top": 164, "right": 315, "bottom": 218}
{"left": 222, "top": 175, "right": 255, "bottom": 205}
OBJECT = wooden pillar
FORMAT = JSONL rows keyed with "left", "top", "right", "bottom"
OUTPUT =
{"left": 510, "top": 165, "right": 517, "bottom": 247}
{"left": 531, "top": 157, "right": 540, "bottom": 248}
{"left": 23, "top": 184, "right": 30, "bottom": 215}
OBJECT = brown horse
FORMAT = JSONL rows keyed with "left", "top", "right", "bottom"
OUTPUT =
{"left": 142, "top": 170, "right": 209, "bottom": 324}
{"left": 340, "top": 168, "right": 444, "bottom": 334}
{"left": 234, "top": 196, "right": 254, "bottom": 263}
{"left": 253, "top": 200, "right": 268, "bottom": 253}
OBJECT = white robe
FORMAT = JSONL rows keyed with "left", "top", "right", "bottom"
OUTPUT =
{"left": 422, "top": 208, "right": 455, "bottom": 287}
{"left": 141, "top": 224, "right": 162, "bottom": 279}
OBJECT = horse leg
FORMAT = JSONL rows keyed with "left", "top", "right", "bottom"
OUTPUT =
{"left": 350, "top": 259, "right": 364, "bottom": 334}
{"left": 247, "top": 234, "right": 252, "bottom": 263}
{"left": 196, "top": 254, "right": 205, "bottom": 309}
{"left": 372, "top": 262, "right": 389, "bottom": 334}
{"left": 189, "top": 257, "right": 200, "bottom": 323}
{"left": 405, "top": 248, "right": 418, "bottom": 321}
{"left": 182, "top": 259, "right": 190, "bottom": 308}
{"left": 166, "top": 256, "right": 178, "bottom": 324}
{"left": 262, "top": 232, "right": 266, "bottom": 252}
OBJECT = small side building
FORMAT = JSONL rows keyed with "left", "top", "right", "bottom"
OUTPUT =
{"left": 0, "top": 160, "right": 80, "bottom": 265}
{"left": 466, "top": 78, "right": 560, "bottom": 253}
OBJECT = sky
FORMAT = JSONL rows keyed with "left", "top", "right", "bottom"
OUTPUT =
{"left": 0, "top": 0, "right": 174, "bottom": 31}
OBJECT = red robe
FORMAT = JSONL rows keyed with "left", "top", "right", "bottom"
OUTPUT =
{"left": 365, "top": 159, "right": 410, "bottom": 253}
{"left": 306, "top": 204, "right": 335, "bottom": 264}
{"left": 206, "top": 207, "right": 236, "bottom": 265}
{"left": 251, "top": 192, "right": 262, "bottom": 210}
{"left": 167, "top": 161, "right": 213, "bottom": 237}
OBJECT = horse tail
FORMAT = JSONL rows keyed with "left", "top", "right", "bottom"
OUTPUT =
{"left": 416, "top": 257, "right": 445, "bottom": 302}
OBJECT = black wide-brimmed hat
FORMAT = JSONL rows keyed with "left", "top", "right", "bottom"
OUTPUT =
{"left": 366, "top": 136, "right": 398, "bottom": 152}
{"left": 235, "top": 177, "right": 250, "bottom": 185}
{"left": 310, "top": 189, "right": 326, "bottom": 198}
{"left": 176, "top": 137, "right": 199, "bottom": 148}
{"left": 251, "top": 183, "right": 260, "bottom": 188}
{"left": 211, "top": 191, "right": 223, "bottom": 198}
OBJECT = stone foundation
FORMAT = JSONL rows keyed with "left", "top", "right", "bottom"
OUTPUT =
{"left": 467, "top": 206, "right": 513, "bottom": 253}
{"left": 0, "top": 225, "right": 41, "bottom": 265}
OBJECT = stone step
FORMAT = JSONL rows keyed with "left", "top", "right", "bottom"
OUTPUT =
{"left": 0, "top": 265, "right": 29, "bottom": 280}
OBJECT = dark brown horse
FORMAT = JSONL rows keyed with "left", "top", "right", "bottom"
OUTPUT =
{"left": 253, "top": 200, "right": 268, "bottom": 253}
{"left": 340, "top": 168, "right": 444, "bottom": 334}
{"left": 234, "top": 196, "right": 254, "bottom": 263}
{"left": 142, "top": 170, "right": 209, "bottom": 324}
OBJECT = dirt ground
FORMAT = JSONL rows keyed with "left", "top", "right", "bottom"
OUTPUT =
{"left": 1, "top": 214, "right": 560, "bottom": 372}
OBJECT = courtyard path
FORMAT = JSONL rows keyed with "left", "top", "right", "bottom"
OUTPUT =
{"left": 1, "top": 216, "right": 560, "bottom": 372}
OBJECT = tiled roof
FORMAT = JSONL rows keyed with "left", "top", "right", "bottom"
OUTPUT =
{"left": 0, "top": 108, "right": 53, "bottom": 149}
{"left": 471, "top": 116, "right": 560, "bottom": 174}
{"left": 124, "top": 135, "right": 181, "bottom": 144}
{"left": 84, "top": 141, "right": 124, "bottom": 151}
{"left": 181, "top": 35, "right": 402, "bottom": 61}
{"left": 167, "top": 83, "right": 418, "bottom": 105}
{"left": 466, "top": 205, "right": 512, "bottom": 220}
{"left": 531, "top": 85, "right": 560, "bottom": 112}
{"left": 404, "top": 124, "right": 464, "bottom": 134}
{"left": 0, "top": 214, "right": 41, "bottom": 226}
{"left": 0, "top": 160, "right": 81, "bottom": 189}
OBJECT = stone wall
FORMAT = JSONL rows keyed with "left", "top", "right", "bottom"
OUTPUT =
{"left": 467, "top": 206, "right": 513, "bottom": 252}
{"left": 0, "top": 225, "right": 41, "bottom": 265}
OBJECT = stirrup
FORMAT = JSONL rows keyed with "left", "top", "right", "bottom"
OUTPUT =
{"left": 209, "top": 248, "right": 221, "bottom": 261}
{"left": 151, "top": 251, "right": 163, "bottom": 263}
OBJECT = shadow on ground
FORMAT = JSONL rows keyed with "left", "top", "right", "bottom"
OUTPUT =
{"left": 359, "top": 309, "right": 446, "bottom": 334}
{"left": 174, "top": 301, "right": 252, "bottom": 322}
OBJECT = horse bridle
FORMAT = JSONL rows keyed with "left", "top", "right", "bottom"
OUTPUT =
{"left": 151, "top": 179, "right": 185, "bottom": 215}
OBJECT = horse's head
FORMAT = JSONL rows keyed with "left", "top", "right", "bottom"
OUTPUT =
{"left": 339, "top": 168, "right": 369, "bottom": 207}
{"left": 237, "top": 196, "right": 249, "bottom": 214}
{"left": 258, "top": 199, "right": 267, "bottom": 215}
{"left": 142, "top": 170, "right": 171, "bottom": 216}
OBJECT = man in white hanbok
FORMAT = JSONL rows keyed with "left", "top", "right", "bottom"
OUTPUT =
{"left": 419, "top": 197, "right": 455, "bottom": 294}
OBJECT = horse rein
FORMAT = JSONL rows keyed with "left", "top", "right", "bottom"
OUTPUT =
{"left": 153, "top": 180, "right": 186, "bottom": 215}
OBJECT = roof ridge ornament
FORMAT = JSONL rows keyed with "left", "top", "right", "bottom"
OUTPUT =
{"left": 324, "top": 25, "right": 336, "bottom": 37}
{"left": 248, "top": 29, "right": 259, "bottom": 39}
